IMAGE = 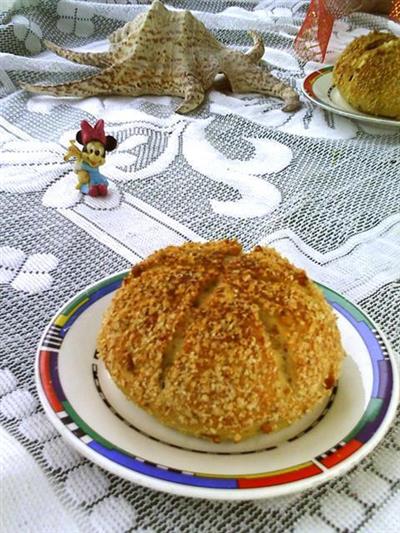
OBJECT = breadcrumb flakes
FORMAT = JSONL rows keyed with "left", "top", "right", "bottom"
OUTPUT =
{"left": 97, "top": 240, "right": 345, "bottom": 442}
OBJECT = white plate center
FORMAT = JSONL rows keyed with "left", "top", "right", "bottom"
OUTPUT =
{"left": 57, "top": 293, "right": 373, "bottom": 476}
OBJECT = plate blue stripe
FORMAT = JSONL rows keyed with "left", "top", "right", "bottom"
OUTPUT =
{"left": 88, "top": 441, "right": 238, "bottom": 488}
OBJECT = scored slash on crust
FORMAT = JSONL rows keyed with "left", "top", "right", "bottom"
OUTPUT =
{"left": 96, "top": 240, "right": 345, "bottom": 443}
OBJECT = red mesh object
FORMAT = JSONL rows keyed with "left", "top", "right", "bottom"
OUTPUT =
{"left": 295, "top": 0, "right": 400, "bottom": 61}
{"left": 391, "top": 0, "right": 400, "bottom": 19}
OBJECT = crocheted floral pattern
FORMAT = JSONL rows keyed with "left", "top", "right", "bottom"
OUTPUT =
{"left": 56, "top": 0, "right": 95, "bottom": 37}
{"left": 12, "top": 15, "right": 42, "bottom": 54}
{"left": 0, "top": 246, "right": 58, "bottom": 294}
{"left": 0, "top": 116, "right": 293, "bottom": 218}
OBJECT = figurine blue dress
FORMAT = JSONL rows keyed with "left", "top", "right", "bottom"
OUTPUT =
{"left": 79, "top": 161, "right": 109, "bottom": 197}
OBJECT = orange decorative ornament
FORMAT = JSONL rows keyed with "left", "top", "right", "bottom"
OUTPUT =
{"left": 295, "top": 0, "right": 400, "bottom": 62}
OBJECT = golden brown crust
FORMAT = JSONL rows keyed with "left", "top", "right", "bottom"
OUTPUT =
{"left": 333, "top": 31, "right": 400, "bottom": 119}
{"left": 97, "top": 240, "right": 345, "bottom": 442}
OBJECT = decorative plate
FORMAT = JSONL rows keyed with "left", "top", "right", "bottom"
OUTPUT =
{"left": 36, "top": 272, "right": 399, "bottom": 500}
{"left": 302, "top": 66, "right": 400, "bottom": 127}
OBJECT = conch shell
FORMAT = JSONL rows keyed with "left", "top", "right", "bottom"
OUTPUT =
{"left": 22, "top": 0, "right": 300, "bottom": 114}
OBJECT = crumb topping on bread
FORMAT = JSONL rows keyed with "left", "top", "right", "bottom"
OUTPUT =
{"left": 97, "top": 240, "right": 345, "bottom": 442}
{"left": 333, "top": 31, "right": 400, "bottom": 119}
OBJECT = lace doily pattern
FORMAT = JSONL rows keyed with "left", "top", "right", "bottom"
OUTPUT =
{"left": 0, "top": 1, "right": 399, "bottom": 532}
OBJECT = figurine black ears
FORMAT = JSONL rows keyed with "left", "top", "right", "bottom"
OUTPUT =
{"left": 75, "top": 131, "right": 117, "bottom": 152}
{"left": 76, "top": 130, "right": 84, "bottom": 145}
{"left": 104, "top": 135, "right": 117, "bottom": 152}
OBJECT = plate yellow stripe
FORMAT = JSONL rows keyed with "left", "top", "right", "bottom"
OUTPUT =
{"left": 54, "top": 297, "right": 89, "bottom": 327}
{"left": 196, "top": 461, "right": 313, "bottom": 479}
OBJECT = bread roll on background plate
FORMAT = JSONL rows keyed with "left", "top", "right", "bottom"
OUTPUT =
{"left": 333, "top": 31, "right": 400, "bottom": 119}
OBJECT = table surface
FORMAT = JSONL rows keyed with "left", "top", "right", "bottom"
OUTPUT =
{"left": 0, "top": 1, "right": 399, "bottom": 532}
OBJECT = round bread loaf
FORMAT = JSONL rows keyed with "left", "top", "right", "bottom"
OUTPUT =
{"left": 97, "top": 240, "right": 345, "bottom": 442}
{"left": 333, "top": 31, "right": 400, "bottom": 119}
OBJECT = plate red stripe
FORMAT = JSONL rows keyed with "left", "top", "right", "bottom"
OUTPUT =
{"left": 303, "top": 69, "right": 322, "bottom": 96}
{"left": 39, "top": 350, "right": 63, "bottom": 412}
{"left": 321, "top": 440, "right": 363, "bottom": 468}
{"left": 303, "top": 66, "right": 334, "bottom": 97}
{"left": 238, "top": 463, "right": 321, "bottom": 489}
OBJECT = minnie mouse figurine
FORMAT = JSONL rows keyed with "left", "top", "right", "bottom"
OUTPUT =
{"left": 64, "top": 119, "right": 117, "bottom": 197}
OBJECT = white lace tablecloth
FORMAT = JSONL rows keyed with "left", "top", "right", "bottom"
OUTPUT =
{"left": 0, "top": 1, "right": 399, "bottom": 532}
